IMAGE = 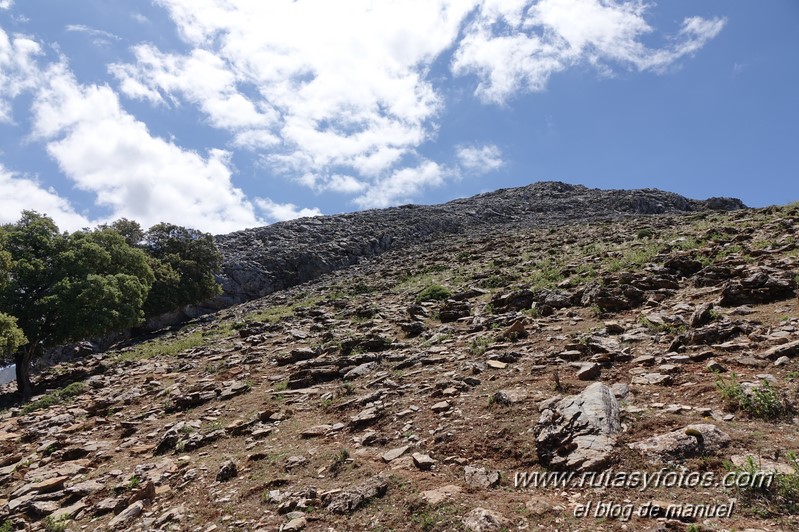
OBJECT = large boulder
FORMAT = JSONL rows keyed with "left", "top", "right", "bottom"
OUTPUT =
{"left": 534, "top": 382, "right": 621, "bottom": 471}
{"left": 628, "top": 424, "right": 731, "bottom": 463}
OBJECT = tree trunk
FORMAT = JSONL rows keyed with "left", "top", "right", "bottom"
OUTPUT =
{"left": 14, "top": 345, "right": 34, "bottom": 401}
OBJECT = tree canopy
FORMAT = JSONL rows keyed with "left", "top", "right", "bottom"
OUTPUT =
{"left": 0, "top": 211, "right": 224, "bottom": 400}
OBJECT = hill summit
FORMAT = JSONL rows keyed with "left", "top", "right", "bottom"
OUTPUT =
{"left": 213, "top": 181, "right": 744, "bottom": 308}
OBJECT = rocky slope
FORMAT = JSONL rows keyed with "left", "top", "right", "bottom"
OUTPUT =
{"left": 2, "top": 193, "right": 799, "bottom": 532}
{"left": 211, "top": 182, "right": 744, "bottom": 308}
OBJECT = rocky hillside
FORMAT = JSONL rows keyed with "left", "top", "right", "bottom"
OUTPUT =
{"left": 211, "top": 182, "right": 744, "bottom": 308}
{"left": 2, "top": 193, "right": 799, "bottom": 532}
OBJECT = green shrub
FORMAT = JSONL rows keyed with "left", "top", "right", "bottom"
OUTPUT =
{"left": 20, "top": 382, "right": 86, "bottom": 415}
{"left": 415, "top": 284, "right": 451, "bottom": 303}
{"left": 43, "top": 515, "right": 68, "bottom": 532}
{"left": 724, "top": 453, "right": 799, "bottom": 515}
{"left": 715, "top": 373, "right": 787, "bottom": 419}
{"left": 636, "top": 227, "right": 654, "bottom": 239}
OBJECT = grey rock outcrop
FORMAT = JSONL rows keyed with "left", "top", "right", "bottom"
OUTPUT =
{"left": 211, "top": 182, "right": 744, "bottom": 308}
{"left": 534, "top": 382, "right": 621, "bottom": 471}
{"left": 629, "top": 424, "right": 731, "bottom": 463}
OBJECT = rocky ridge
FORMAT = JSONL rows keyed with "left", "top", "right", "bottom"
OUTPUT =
{"left": 212, "top": 181, "right": 744, "bottom": 308}
{"left": 1, "top": 193, "right": 798, "bottom": 532}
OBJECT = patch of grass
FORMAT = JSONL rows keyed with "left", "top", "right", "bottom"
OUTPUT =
{"left": 606, "top": 241, "right": 663, "bottom": 272}
{"left": 638, "top": 315, "right": 684, "bottom": 335}
{"left": 528, "top": 259, "right": 564, "bottom": 289}
{"left": 43, "top": 515, "right": 68, "bottom": 532}
{"left": 20, "top": 381, "right": 86, "bottom": 415}
{"left": 329, "top": 448, "right": 350, "bottom": 477}
{"left": 113, "top": 323, "right": 234, "bottom": 363}
{"left": 0, "top": 520, "right": 13, "bottom": 532}
{"left": 636, "top": 227, "right": 654, "bottom": 239}
{"left": 409, "top": 502, "right": 460, "bottom": 531}
{"left": 724, "top": 453, "right": 799, "bottom": 516}
{"left": 127, "top": 474, "right": 141, "bottom": 489}
{"left": 415, "top": 284, "right": 452, "bottom": 303}
{"left": 715, "top": 373, "right": 788, "bottom": 419}
{"left": 274, "top": 380, "right": 289, "bottom": 392}
{"left": 348, "top": 282, "right": 378, "bottom": 295}
{"left": 477, "top": 273, "right": 517, "bottom": 289}
{"left": 468, "top": 336, "right": 493, "bottom": 356}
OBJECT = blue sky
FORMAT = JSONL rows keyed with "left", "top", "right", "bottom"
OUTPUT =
{"left": 1, "top": 0, "right": 797, "bottom": 234}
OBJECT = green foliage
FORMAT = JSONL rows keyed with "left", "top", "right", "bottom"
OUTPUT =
{"left": 43, "top": 515, "right": 68, "bottom": 532}
{"left": 528, "top": 259, "right": 564, "bottom": 288}
{"left": 724, "top": 453, "right": 799, "bottom": 515}
{"left": 0, "top": 312, "right": 26, "bottom": 361}
{"left": 0, "top": 520, "right": 12, "bottom": 532}
{"left": 20, "top": 381, "right": 85, "bottom": 415}
{"left": 415, "top": 284, "right": 451, "bottom": 302}
{"left": 468, "top": 336, "right": 493, "bottom": 356}
{"left": 141, "top": 223, "right": 223, "bottom": 317}
{"left": 0, "top": 212, "right": 155, "bottom": 351}
{"left": 715, "top": 373, "right": 787, "bottom": 419}
{"left": 636, "top": 227, "right": 654, "bottom": 239}
{"left": 114, "top": 324, "right": 233, "bottom": 362}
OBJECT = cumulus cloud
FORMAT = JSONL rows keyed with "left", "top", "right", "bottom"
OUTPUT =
{"left": 353, "top": 160, "right": 446, "bottom": 209}
{"left": 255, "top": 197, "right": 322, "bottom": 222}
{"left": 30, "top": 62, "right": 265, "bottom": 234}
{"left": 0, "top": 27, "right": 44, "bottom": 122}
{"left": 2, "top": 1, "right": 727, "bottom": 229}
{"left": 113, "top": 0, "right": 476, "bottom": 205}
{"left": 0, "top": 165, "right": 91, "bottom": 231}
{"left": 108, "top": 0, "right": 724, "bottom": 209}
{"left": 452, "top": 0, "right": 727, "bottom": 103}
{"left": 456, "top": 144, "right": 504, "bottom": 173}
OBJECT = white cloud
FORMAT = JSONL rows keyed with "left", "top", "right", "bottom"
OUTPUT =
{"left": 29, "top": 62, "right": 264, "bottom": 234}
{"left": 0, "top": 164, "right": 91, "bottom": 231}
{"left": 108, "top": 0, "right": 724, "bottom": 210}
{"left": 0, "top": 1, "right": 13, "bottom": 10}
{"left": 110, "top": 45, "right": 277, "bottom": 132}
{"left": 456, "top": 144, "right": 504, "bottom": 173}
{"left": 130, "top": 12, "right": 150, "bottom": 25}
{"left": 65, "top": 24, "right": 121, "bottom": 42}
{"left": 114, "top": 0, "right": 476, "bottom": 197}
{"left": 353, "top": 160, "right": 446, "bottom": 209}
{"left": 453, "top": 0, "right": 727, "bottom": 103}
{"left": 0, "top": 27, "right": 44, "bottom": 122}
{"left": 255, "top": 197, "right": 322, "bottom": 222}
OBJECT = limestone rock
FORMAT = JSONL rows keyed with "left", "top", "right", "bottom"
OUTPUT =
{"left": 463, "top": 508, "right": 510, "bottom": 532}
{"left": 216, "top": 460, "right": 238, "bottom": 482}
{"left": 324, "top": 476, "right": 388, "bottom": 514}
{"left": 629, "top": 424, "right": 731, "bottom": 462}
{"left": 534, "top": 382, "right": 621, "bottom": 471}
{"left": 109, "top": 500, "right": 144, "bottom": 529}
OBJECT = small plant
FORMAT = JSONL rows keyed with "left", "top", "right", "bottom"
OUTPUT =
{"left": 127, "top": 475, "right": 141, "bottom": 489}
{"left": 715, "top": 373, "right": 787, "bottom": 419}
{"left": 723, "top": 452, "right": 799, "bottom": 515}
{"left": 523, "top": 306, "right": 541, "bottom": 319}
{"left": 329, "top": 448, "right": 350, "bottom": 476}
{"left": 636, "top": 227, "right": 654, "bottom": 239}
{"left": 468, "top": 336, "right": 493, "bottom": 356}
{"left": 0, "top": 520, "right": 13, "bottom": 532}
{"left": 20, "top": 381, "right": 86, "bottom": 415}
{"left": 274, "top": 380, "right": 289, "bottom": 392}
{"left": 43, "top": 515, "right": 68, "bottom": 532}
{"left": 415, "top": 284, "right": 451, "bottom": 303}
